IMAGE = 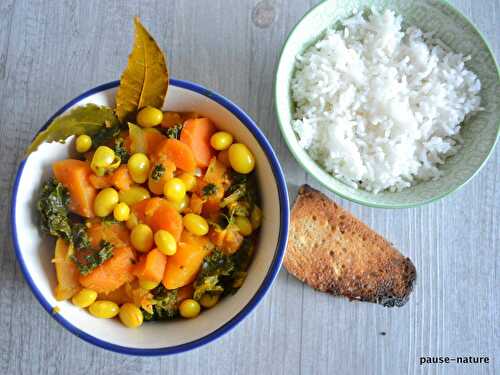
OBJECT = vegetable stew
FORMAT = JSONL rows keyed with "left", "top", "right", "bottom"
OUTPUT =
{"left": 32, "top": 18, "right": 262, "bottom": 329}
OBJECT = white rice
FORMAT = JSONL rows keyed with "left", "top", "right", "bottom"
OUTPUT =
{"left": 291, "top": 9, "right": 481, "bottom": 193}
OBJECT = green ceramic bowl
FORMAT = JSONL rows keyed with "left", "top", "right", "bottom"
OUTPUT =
{"left": 275, "top": 0, "right": 499, "bottom": 208}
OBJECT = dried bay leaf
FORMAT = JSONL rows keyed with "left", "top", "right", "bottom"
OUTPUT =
{"left": 27, "top": 18, "right": 167, "bottom": 155}
{"left": 115, "top": 17, "right": 169, "bottom": 123}
{"left": 26, "top": 104, "right": 120, "bottom": 155}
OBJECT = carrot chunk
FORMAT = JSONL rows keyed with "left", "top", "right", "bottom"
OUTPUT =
{"left": 155, "top": 139, "right": 196, "bottom": 172}
{"left": 87, "top": 220, "right": 131, "bottom": 248}
{"left": 147, "top": 159, "right": 176, "bottom": 195}
{"left": 204, "top": 157, "right": 227, "bottom": 184}
{"left": 111, "top": 165, "right": 133, "bottom": 191}
{"left": 89, "top": 174, "right": 112, "bottom": 189}
{"left": 98, "top": 285, "right": 130, "bottom": 305}
{"left": 132, "top": 198, "right": 183, "bottom": 241}
{"left": 144, "top": 129, "right": 166, "bottom": 155}
{"left": 189, "top": 194, "right": 204, "bottom": 215}
{"left": 133, "top": 249, "right": 167, "bottom": 283}
{"left": 162, "top": 232, "right": 212, "bottom": 290}
{"left": 180, "top": 118, "right": 216, "bottom": 168}
{"left": 161, "top": 112, "right": 182, "bottom": 128}
{"left": 79, "top": 246, "right": 136, "bottom": 293}
{"left": 52, "top": 159, "right": 96, "bottom": 218}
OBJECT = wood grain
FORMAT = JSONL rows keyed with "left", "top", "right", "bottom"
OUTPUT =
{"left": 0, "top": 1, "right": 497, "bottom": 374}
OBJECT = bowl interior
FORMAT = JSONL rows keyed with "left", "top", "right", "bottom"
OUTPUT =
{"left": 275, "top": 0, "right": 499, "bottom": 208}
{"left": 12, "top": 82, "right": 287, "bottom": 353}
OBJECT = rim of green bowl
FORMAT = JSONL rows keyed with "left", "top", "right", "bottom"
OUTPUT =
{"left": 274, "top": 0, "right": 500, "bottom": 209}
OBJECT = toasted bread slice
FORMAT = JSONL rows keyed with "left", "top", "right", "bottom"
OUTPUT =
{"left": 284, "top": 185, "right": 416, "bottom": 307}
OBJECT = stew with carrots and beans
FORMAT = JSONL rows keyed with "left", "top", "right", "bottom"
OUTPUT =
{"left": 38, "top": 107, "right": 261, "bottom": 328}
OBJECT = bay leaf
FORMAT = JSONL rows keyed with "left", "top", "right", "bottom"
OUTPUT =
{"left": 115, "top": 17, "right": 169, "bottom": 123}
{"left": 26, "top": 104, "right": 120, "bottom": 155}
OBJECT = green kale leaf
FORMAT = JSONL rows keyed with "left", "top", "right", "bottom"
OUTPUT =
{"left": 37, "top": 179, "right": 72, "bottom": 241}
{"left": 71, "top": 223, "right": 91, "bottom": 251}
{"left": 38, "top": 179, "right": 114, "bottom": 276}
{"left": 143, "top": 285, "right": 179, "bottom": 320}
{"left": 226, "top": 171, "right": 257, "bottom": 204}
{"left": 91, "top": 120, "right": 121, "bottom": 148}
{"left": 194, "top": 239, "right": 255, "bottom": 299}
{"left": 70, "top": 240, "right": 114, "bottom": 275}
{"left": 220, "top": 184, "right": 246, "bottom": 208}
{"left": 37, "top": 178, "right": 93, "bottom": 244}
{"left": 222, "top": 239, "right": 254, "bottom": 295}
{"left": 102, "top": 214, "right": 119, "bottom": 225}
{"left": 227, "top": 171, "right": 248, "bottom": 189}
{"left": 113, "top": 137, "right": 130, "bottom": 163}
{"left": 230, "top": 238, "right": 254, "bottom": 272}
{"left": 219, "top": 171, "right": 259, "bottom": 226}
{"left": 151, "top": 164, "right": 165, "bottom": 180}
{"left": 163, "top": 123, "right": 183, "bottom": 139}
{"left": 202, "top": 183, "right": 218, "bottom": 197}
{"left": 193, "top": 275, "right": 224, "bottom": 301}
{"left": 193, "top": 250, "right": 235, "bottom": 300}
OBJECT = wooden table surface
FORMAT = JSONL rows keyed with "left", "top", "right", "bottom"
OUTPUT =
{"left": 0, "top": 1, "right": 498, "bottom": 374}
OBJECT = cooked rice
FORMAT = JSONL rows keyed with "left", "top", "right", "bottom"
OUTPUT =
{"left": 291, "top": 9, "right": 481, "bottom": 193}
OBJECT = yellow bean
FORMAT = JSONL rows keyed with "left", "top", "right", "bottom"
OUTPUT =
{"left": 183, "top": 214, "right": 209, "bottom": 236}
{"left": 113, "top": 202, "right": 130, "bottom": 221}
{"left": 91, "top": 146, "right": 116, "bottom": 175}
{"left": 130, "top": 224, "right": 154, "bottom": 252}
{"left": 94, "top": 188, "right": 119, "bottom": 217}
{"left": 179, "top": 299, "right": 201, "bottom": 318}
{"left": 75, "top": 134, "right": 92, "bottom": 153}
{"left": 136, "top": 106, "right": 163, "bottom": 128}
{"left": 228, "top": 143, "right": 255, "bottom": 174}
{"left": 119, "top": 303, "right": 144, "bottom": 328}
{"left": 126, "top": 212, "right": 139, "bottom": 230}
{"left": 154, "top": 230, "right": 177, "bottom": 256}
{"left": 127, "top": 153, "right": 150, "bottom": 183}
{"left": 164, "top": 177, "right": 186, "bottom": 202}
{"left": 88, "top": 301, "right": 119, "bottom": 319}
{"left": 119, "top": 186, "right": 151, "bottom": 206}
{"left": 71, "top": 288, "right": 97, "bottom": 308}
{"left": 170, "top": 194, "right": 190, "bottom": 212}
{"left": 199, "top": 293, "right": 220, "bottom": 309}
{"left": 235, "top": 216, "right": 252, "bottom": 236}
{"left": 210, "top": 131, "right": 233, "bottom": 151}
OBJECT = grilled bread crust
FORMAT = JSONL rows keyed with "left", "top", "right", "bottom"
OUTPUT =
{"left": 284, "top": 185, "right": 416, "bottom": 307}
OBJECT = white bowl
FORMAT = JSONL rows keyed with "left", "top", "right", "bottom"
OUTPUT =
{"left": 11, "top": 79, "right": 289, "bottom": 355}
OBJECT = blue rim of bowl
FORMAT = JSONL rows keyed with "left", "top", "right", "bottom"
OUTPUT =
{"left": 274, "top": 0, "right": 500, "bottom": 209}
{"left": 11, "top": 78, "right": 290, "bottom": 356}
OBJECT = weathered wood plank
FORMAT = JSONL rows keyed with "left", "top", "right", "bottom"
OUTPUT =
{"left": 0, "top": 1, "right": 497, "bottom": 374}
